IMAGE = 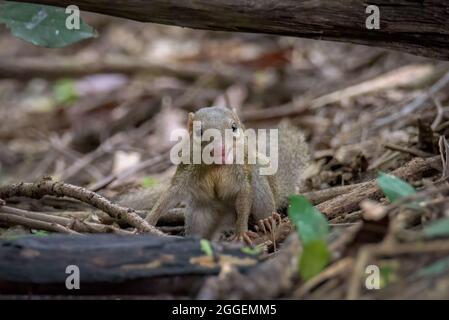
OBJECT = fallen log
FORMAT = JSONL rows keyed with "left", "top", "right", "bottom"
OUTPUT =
{"left": 317, "top": 156, "right": 441, "bottom": 219}
{"left": 0, "top": 234, "right": 261, "bottom": 296}
{"left": 13, "top": 0, "right": 449, "bottom": 60}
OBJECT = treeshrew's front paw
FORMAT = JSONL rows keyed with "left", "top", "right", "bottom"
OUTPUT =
{"left": 254, "top": 212, "right": 282, "bottom": 234}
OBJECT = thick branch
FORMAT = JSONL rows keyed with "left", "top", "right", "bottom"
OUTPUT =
{"left": 0, "top": 179, "right": 164, "bottom": 235}
{"left": 317, "top": 156, "right": 441, "bottom": 219}
{"left": 13, "top": 0, "right": 449, "bottom": 60}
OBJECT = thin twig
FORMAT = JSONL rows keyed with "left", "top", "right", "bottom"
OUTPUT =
{"left": 384, "top": 142, "right": 433, "bottom": 158}
{"left": 431, "top": 96, "right": 445, "bottom": 131}
{"left": 347, "top": 239, "right": 449, "bottom": 299}
{"left": 88, "top": 152, "right": 169, "bottom": 192}
{"left": 48, "top": 134, "right": 104, "bottom": 180}
{"left": 0, "top": 211, "right": 80, "bottom": 235}
{"left": 60, "top": 134, "right": 121, "bottom": 181}
{"left": 374, "top": 70, "right": 449, "bottom": 128}
{"left": 0, "top": 178, "right": 164, "bottom": 235}
{"left": 367, "top": 149, "right": 399, "bottom": 171}
{"left": 1, "top": 205, "right": 133, "bottom": 235}
{"left": 438, "top": 136, "right": 449, "bottom": 179}
{"left": 311, "top": 64, "right": 437, "bottom": 110}
{"left": 302, "top": 183, "right": 366, "bottom": 205}
{"left": 293, "top": 257, "right": 354, "bottom": 298}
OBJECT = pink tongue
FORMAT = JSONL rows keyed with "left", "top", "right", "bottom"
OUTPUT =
{"left": 221, "top": 145, "right": 226, "bottom": 163}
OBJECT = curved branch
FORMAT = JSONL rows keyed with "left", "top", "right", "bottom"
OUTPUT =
{"left": 0, "top": 178, "right": 164, "bottom": 236}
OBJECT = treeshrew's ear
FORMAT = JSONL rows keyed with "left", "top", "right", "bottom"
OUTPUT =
{"left": 188, "top": 112, "right": 194, "bottom": 135}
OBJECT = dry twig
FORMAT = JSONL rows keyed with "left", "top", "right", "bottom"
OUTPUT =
{"left": 0, "top": 178, "right": 164, "bottom": 235}
{"left": 0, "top": 205, "right": 133, "bottom": 235}
{"left": 374, "top": 70, "right": 449, "bottom": 128}
{"left": 347, "top": 240, "right": 449, "bottom": 299}
{"left": 0, "top": 212, "right": 80, "bottom": 235}
{"left": 384, "top": 142, "right": 433, "bottom": 158}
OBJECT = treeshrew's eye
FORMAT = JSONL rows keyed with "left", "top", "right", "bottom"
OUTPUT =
{"left": 231, "top": 122, "right": 237, "bottom": 132}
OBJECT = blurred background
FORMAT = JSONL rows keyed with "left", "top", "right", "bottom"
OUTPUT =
{"left": 3, "top": 10, "right": 449, "bottom": 299}
{"left": 0, "top": 12, "right": 447, "bottom": 196}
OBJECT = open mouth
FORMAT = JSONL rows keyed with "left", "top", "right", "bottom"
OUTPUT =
{"left": 222, "top": 145, "right": 235, "bottom": 164}
{"left": 210, "top": 145, "right": 234, "bottom": 164}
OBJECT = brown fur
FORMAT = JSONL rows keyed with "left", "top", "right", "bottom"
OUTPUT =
{"left": 133, "top": 106, "right": 309, "bottom": 240}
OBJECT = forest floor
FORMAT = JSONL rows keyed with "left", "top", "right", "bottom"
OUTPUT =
{"left": 1, "top": 14, "right": 449, "bottom": 299}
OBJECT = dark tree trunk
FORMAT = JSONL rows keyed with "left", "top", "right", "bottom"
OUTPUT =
{"left": 13, "top": 0, "right": 449, "bottom": 60}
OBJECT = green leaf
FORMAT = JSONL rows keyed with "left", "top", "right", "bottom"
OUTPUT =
{"left": 241, "top": 246, "right": 262, "bottom": 256}
{"left": 288, "top": 195, "right": 329, "bottom": 244}
{"left": 288, "top": 195, "right": 330, "bottom": 280}
{"left": 298, "top": 240, "right": 330, "bottom": 281}
{"left": 31, "top": 229, "right": 49, "bottom": 237}
{"left": 0, "top": 1, "right": 97, "bottom": 48}
{"left": 141, "top": 176, "right": 159, "bottom": 189}
{"left": 377, "top": 172, "right": 416, "bottom": 203}
{"left": 54, "top": 79, "right": 78, "bottom": 105}
{"left": 413, "top": 256, "right": 449, "bottom": 278}
{"left": 379, "top": 264, "right": 397, "bottom": 288}
{"left": 200, "top": 239, "right": 213, "bottom": 257}
{"left": 423, "top": 217, "right": 449, "bottom": 238}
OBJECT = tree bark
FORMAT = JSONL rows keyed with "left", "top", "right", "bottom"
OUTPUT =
{"left": 0, "top": 234, "right": 261, "bottom": 296}
{"left": 13, "top": 0, "right": 449, "bottom": 60}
